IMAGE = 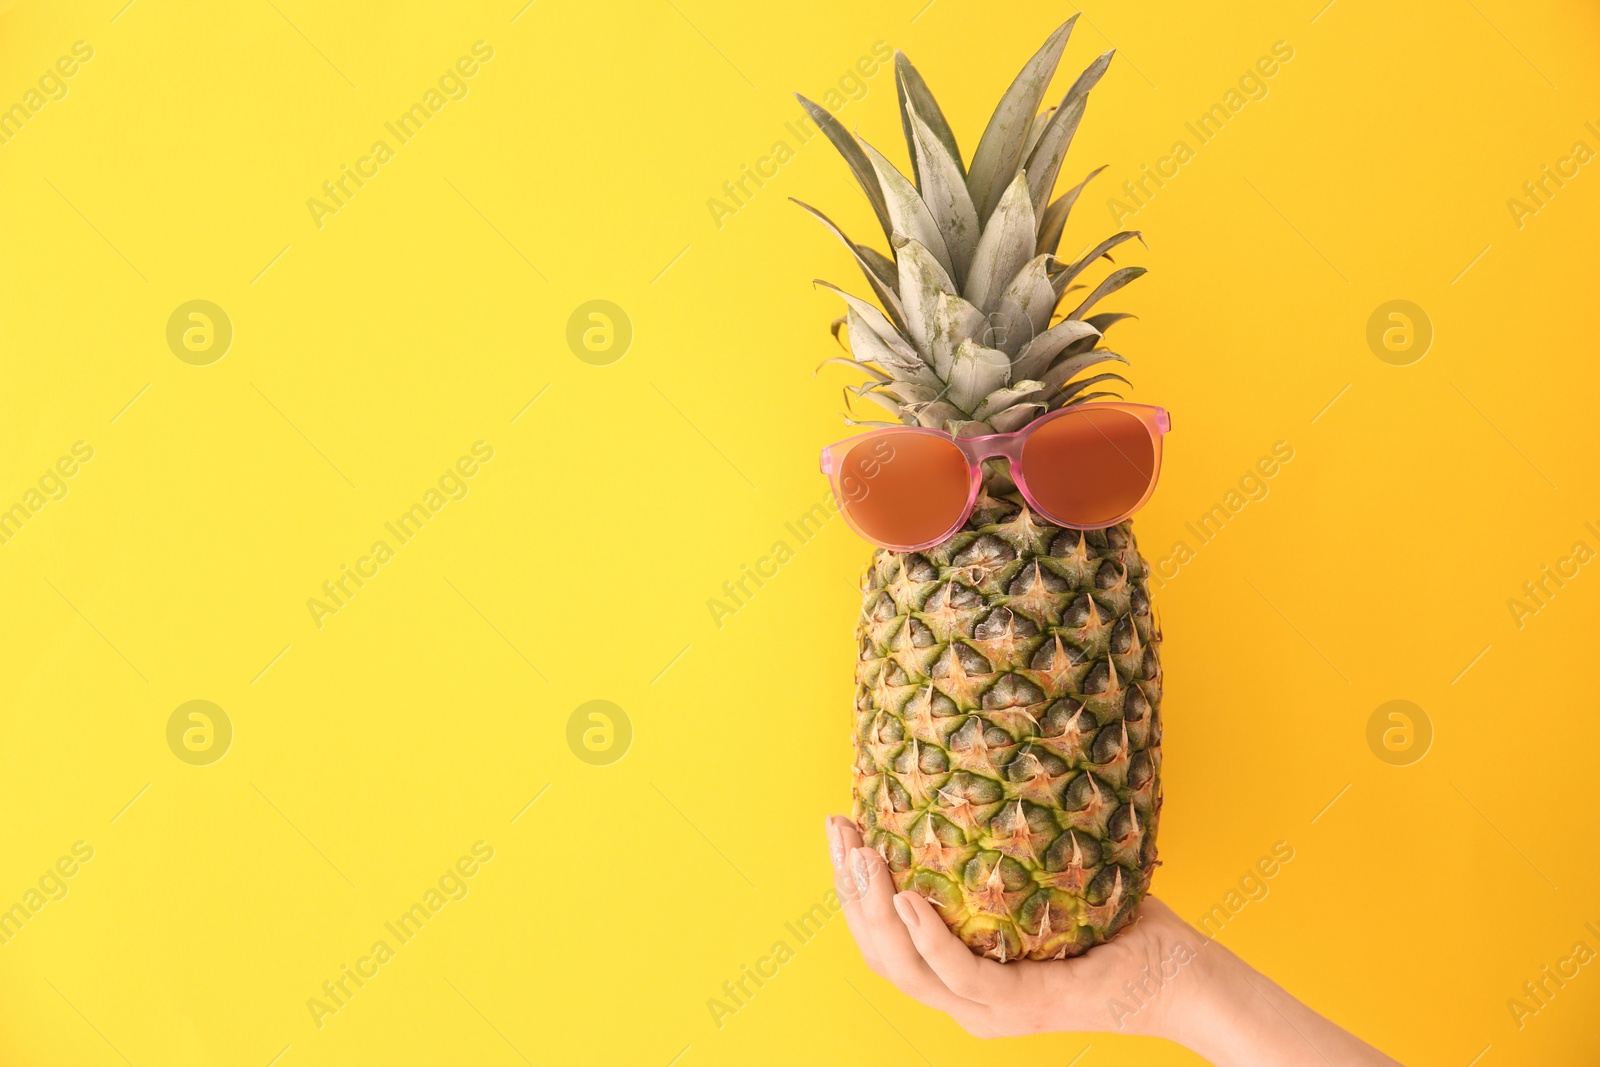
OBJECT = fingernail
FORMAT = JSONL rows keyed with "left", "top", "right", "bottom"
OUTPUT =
{"left": 826, "top": 818, "right": 843, "bottom": 871}
{"left": 894, "top": 893, "right": 921, "bottom": 929}
{"left": 850, "top": 848, "right": 871, "bottom": 897}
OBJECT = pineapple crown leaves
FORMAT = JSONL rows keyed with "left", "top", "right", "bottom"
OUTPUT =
{"left": 796, "top": 19, "right": 1144, "bottom": 434}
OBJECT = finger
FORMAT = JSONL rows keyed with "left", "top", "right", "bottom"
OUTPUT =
{"left": 827, "top": 816, "right": 886, "bottom": 976}
{"left": 895, "top": 890, "right": 1026, "bottom": 1004}
{"left": 831, "top": 812, "right": 865, "bottom": 854}
{"left": 850, "top": 847, "right": 993, "bottom": 1020}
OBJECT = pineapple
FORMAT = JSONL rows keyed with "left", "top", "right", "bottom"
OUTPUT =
{"left": 800, "top": 19, "right": 1162, "bottom": 961}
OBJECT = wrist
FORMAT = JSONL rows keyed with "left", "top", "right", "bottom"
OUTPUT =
{"left": 1156, "top": 937, "right": 1259, "bottom": 1052}
{"left": 1091, "top": 906, "right": 1246, "bottom": 1043}
{"left": 1155, "top": 940, "right": 1385, "bottom": 1067}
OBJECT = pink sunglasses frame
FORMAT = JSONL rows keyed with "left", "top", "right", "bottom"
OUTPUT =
{"left": 819, "top": 402, "right": 1172, "bottom": 552}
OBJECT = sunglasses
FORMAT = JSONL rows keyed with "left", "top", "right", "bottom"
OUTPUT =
{"left": 820, "top": 402, "right": 1171, "bottom": 551}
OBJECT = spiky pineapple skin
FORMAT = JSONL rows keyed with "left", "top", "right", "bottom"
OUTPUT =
{"left": 852, "top": 487, "right": 1162, "bottom": 961}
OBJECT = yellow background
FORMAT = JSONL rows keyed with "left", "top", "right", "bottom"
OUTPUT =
{"left": 1, "top": 0, "right": 1598, "bottom": 1063}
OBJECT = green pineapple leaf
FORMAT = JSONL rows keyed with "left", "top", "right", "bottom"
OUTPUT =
{"left": 947, "top": 337, "right": 1012, "bottom": 413}
{"left": 905, "top": 103, "right": 979, "bottom": 286}
{"left": 857, "top": 245, "right": 900, "bottom": 295}
{"left": 895, "top": 52, "right": 964, "bottom": 184}
{"left": 1011, "top": 319, "right": 1104, "bottom": 380}
{"left": 1053, "top": 388, "right": 1122, "bottom": 409}
{"left": 851, "top": 387, "right": 906, "bottom": 419}
{"left": 1036, "top": 165, "right": 1106, "bottom": 255}
{"left": 906, "top": 399, "right": 965, "bottom": 428}
{"left": 993, "top": 253, "right": 1057, "bottom": 355}
{"left": 1052, "top": 231, "right": 1145, "bottom": 296}
{"left": 817, "top": 355, "right": 889, "bottom": 380}
{"left": 793, "top": 199, "right": 907, "bottom": 332}
{"left": 930, "top": 290, "right": 987, "bottom": 379}
{"left": 893, "top": 234, "right": 958, "bottom": 359}
{"left": 973, "top": 380, "right": 1047, "bottom": 421}
{"left": 1085, "top": 311, "right": 1137, "bottom": 333}
{"left": 865, "top": 380, "right": 942, "bottom": 405}
{"left": 1070, "top": 265, "right": 1146, "bottom": 320}
{"left": 815, "top": 281, "right": 926, "bottom": 370}
{"left": 966, "top": 17, "right": 1075, "bottom": 224}
{"left": 1025, "top": 50, "right": 1113, "bottom": 217}
{"left": 965, "top": 172, "right": 1038, "bottom": 313}
{"left": 844, "top": 308, "right": 935, "bottom": 382}
{"left": 861, "top": 138, "right": 955, "bottom": 278}
{"left": 1023, "top": 106, "right": 1057, "bottom": 165}
{"left": 1054, "top": 371, "right": 1131, "bottom": 404}
{"left": 987, "top": 402, "right": 1046, "bottom": 433}
{"left": 1038, "top": 353, "right": 1129, "bottom": 398}
{"left": 796, "top": 94, "right": 894, "bottom": 245}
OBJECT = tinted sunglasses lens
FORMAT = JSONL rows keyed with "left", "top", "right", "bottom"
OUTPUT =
{"left": 1021, "top": 408, "right": 1156, "bottom": 527}
{"left": 837, "top": 433, "right": 969, "bottom": 547}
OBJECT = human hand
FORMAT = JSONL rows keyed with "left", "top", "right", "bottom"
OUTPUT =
{"left": 825, "top": 813, "right": 1205, "bottom": 1040}
{"left": 826, "top": 814, "right": 1404, "bottom": 1065}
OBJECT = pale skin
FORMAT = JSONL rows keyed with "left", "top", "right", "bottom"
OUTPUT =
{"left": 827, "top": 815, "right": 1404, "bottom": 1065}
